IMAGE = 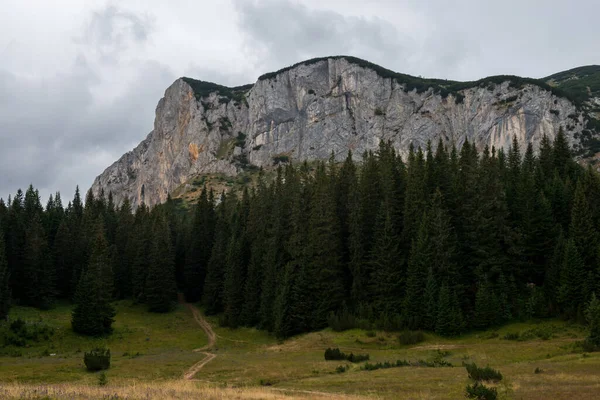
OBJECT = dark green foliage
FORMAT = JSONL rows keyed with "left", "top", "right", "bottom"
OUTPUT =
{"left": 585, "top": 293, "right": 600, "bottom": 349}
{"left": 145, "top": 216, "right": 177, "bottom": 313}
{"left": 335, "top": 364, "right": 349, "bottom": 373}
{"left": 465, "top": 382, "right": 498, "bottom": 400}
{"left": 559, "top": 239, "right": 587, "bottom": 320}
{"left": 324, "top": 348, "right": 369, "bottom": 363}
{"left": 2, "top": 131, "right": 600, "bottom": 341}
{"left": 463, "top": 362, "right": 503, "bottom": 382}
{"left": 84, "top": 348, "right": 111, "bottom": 371}
{"left": 0, "top": 231, "right": 10, "bottom": 319}
{"left": 327, "top": 308, "right": 372, "bottom": 331}
{"left": 71, "top": 221, "right": 116, "bottom": 336}
{"left": 545, "top": 65, "right": 600, "bottom": 105}
{"left": 272, "top": 155, "right": 290, "bottom": 165}
{"left": 361, "top": 358, "right": 452, "bottom": 371}
{"left": 181, "top": 77, "right": 252, "bottom": 103}
{"left": 98, "top": 372, "right": 108, "bottom": 386}
{"left": 398, "top": 331, "right": 425, "bottom": 345}
{"left": 0, "top": 318, "right": 54, "bottom": 347}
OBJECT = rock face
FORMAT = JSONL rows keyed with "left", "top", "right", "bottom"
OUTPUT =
{"left": 92, "top": 57, "right": 590, "bottom": 207}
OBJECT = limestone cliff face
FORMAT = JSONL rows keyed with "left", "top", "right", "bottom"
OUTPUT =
{"left": 91, "top": 57, "right": 589, "bottom": 207}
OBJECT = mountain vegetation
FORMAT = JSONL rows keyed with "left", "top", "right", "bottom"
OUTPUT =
{"left": 1, "top": 130, "right": 600, "bottom": 340}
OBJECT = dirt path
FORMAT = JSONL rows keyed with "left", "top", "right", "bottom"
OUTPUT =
{"left": 179, "top": 294, "right": 217, "bottom": 380}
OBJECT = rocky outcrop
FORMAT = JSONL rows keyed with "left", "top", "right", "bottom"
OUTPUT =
{"left": 91, "top": 57, "right": 591, "bottom": 207}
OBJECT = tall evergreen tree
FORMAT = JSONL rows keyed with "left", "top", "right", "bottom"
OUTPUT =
{"left": 559, "top": 238, "right": 587, "bottom": 320}
{"left": 0, "top": 231, "right": 10, "bottom": 320}
{"left": 145, "top": 215, "right": 177, "bottom": 313}
{"left": 203, "top": 194, "right": 231, "bottom": 315}
{"left": 184, "top": 188, "right": 215, "bottom": 302}
{"left": 71, "top": 220, "right": 115, "bottom": 336}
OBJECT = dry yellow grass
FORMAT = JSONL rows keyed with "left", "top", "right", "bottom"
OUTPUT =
{"left": 0, "top": 381, "right": 369, "bottom": 399}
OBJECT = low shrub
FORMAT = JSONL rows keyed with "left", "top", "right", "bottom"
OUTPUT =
{"left": 335, "top": 365, "right": 349, "bottom": 373}
{"left": 503, "top": 332, "right": 520, "bottom": 341}
{"left": 98, "top": 372, "right": 108, "bottom": 386}
{"left": 361, "top": 358, "right": 452, "bottom": 371}
{"left": 1, "top": 318, "right": 55, "bottom": 347}
{"left": 463, "top": 362, "right": 503, "bottom": 382}
{"left": 366, "top": 331, "right": 376, "bottom": 338}
{"left": 398, "top": 330, "right": 425, "bottom": 345}
{"left": 327, "top": 309, "right": 372, "bottom": 331}
{"left": 324, "top": 348, "right": 369, "bottom": 363}
{"left": 84, "top": 348, "right": 111, "bottom": 372}
{"left": 272, "top": 155, "right": 290, "bottom": 165}
{"left": 465, "top": 382, "right": 497, "bottom": 400}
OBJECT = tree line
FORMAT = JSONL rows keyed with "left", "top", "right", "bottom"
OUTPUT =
{"left": 1, "top": 129, "right": 599, "bottom": 338}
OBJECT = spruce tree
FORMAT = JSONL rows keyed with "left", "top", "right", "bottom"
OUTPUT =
{"left": 222, "top": 213, "right": 246, "bottom": 328}
{"left": 559, "top": 239, "right": 587, "bottom": 320}
{"left": 369, "top": 208, "right": 403, "bottom": 317}
{"left": 569, "top": 182, "right": 599, "bottom": 270}
{"left": 23, "top": 215, "right": 55, "bottom": 308}
{"left": 473, "top": 278, "right": 499, "bottom": 329}
{"left": 145, "top": 215, "right": 177, "bottom": 313}
{"left": 203, "top": 194, "right": 231, "bottom": 315}
{"left": 585, "top": 293, "right": 600, "bottom": 347}
{"left": 305, "top": 163, "right": 345, "bottom": 329}
{"left": 71, "top": 220, "right": 115, "bottom": 336}
{"left": 403, "top": 212, "right": 431, "bottom": 330}
{"left": 423, "top": 267, "right": 438, "bottom": 331}
{"left": 435, "top": 283, "right": 463, "bottom": 336}
{"left": 184, "top": 187, "right": 215, "bottom": 302}
{"left": 0, "top": 230, "right": 10, "bottom": 320}
{"left": 113, "top": 199, "right": 134, "bottom": 299}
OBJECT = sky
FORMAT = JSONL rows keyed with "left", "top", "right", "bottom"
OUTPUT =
{"left": 1, "top": 0, "right": 599, "bottom": 203}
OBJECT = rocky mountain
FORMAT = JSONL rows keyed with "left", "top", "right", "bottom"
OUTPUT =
{"left": 91, "top": 56, "right": 600, "bottom": 207}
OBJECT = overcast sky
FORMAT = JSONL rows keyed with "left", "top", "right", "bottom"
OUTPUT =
{"left": 1, "top": 0, "right": 598, "bottom": 203}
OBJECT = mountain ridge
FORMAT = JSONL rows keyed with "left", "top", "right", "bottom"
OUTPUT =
{"left": 91, "top": 56, "right": 600, "bottom": 207}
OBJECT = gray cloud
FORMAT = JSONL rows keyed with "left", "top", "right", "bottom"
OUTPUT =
{"left": 81, "top": 5, "right": 155, "bottom": 62}
{"left": 0, "top": 4, "right": 173, "bottom": 202}
{"left": 1, "top": 0, "right": 599, "bottom": 202}
{"left": 234, "top": 0, "right": 480, "bottom": 80}
{"left": 235, "top": 0, "right": 411, "bottom": 73}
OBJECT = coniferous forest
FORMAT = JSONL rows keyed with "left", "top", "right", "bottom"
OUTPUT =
{"left": 1, "top": 130, "right": 600, "bottom": 339}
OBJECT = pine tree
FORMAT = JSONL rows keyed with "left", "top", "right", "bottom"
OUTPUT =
{"left": 145, "top": 215, "right": 177, "bottom": 313}
{"left": 473, "top": 278, "right": 499, "bottom": 329}
{"left": 23, "top": 215, "right": 55, "bottom": 308}
{"left": 553, "top": 127, "right": 573, "bottom": 178}
{"left": 53, "top": 218, "right": 73, "bottom": 298}
{"left": 435, "top": 283, "right": 463, "bottom": 336}
{"left": 71, "top": 220, "right": 115, "bottom": 336}
{"left": 222, "top": 212, "right": 246, "bottom": 328}
{"left": 184, "top": 188, "right": 215, "bottom": 302}
{"left": 403, "top": 211, "right": 430, "bottom": 330}
{"left": 0, "top": 230, "right": 10, "bottom": 320}
{"left": 559, "top": 239, "right": 587, "bottom": 320}
{"left": 569, "top": 182, "right": 599, "bottom": 270}
{"left": 585, "top": 293, "right": 600, "bottom": 347}
{"left": 113, "top": 199, "right": 134, "bottom": 299}
{"left": 422, "top": 267, "right": 438, "bottom": 331}
{"left": 305, "top": 163, "right": 345, "bottom": 329}
{"left": 130, "top": 204, "right": 152, "bottom": 302}
{"left": 241, "top": 180, "right": 270, "bottom": 326}
{"left": 369, "top": 204, "right": 404, "bottom": 318}
{"left": 203, "top": 194, "right": 231, "bottom": 315}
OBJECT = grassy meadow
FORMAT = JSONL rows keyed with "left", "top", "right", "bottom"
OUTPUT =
{"left": 1, "top": 302, "right": 600, "bottom": 399}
